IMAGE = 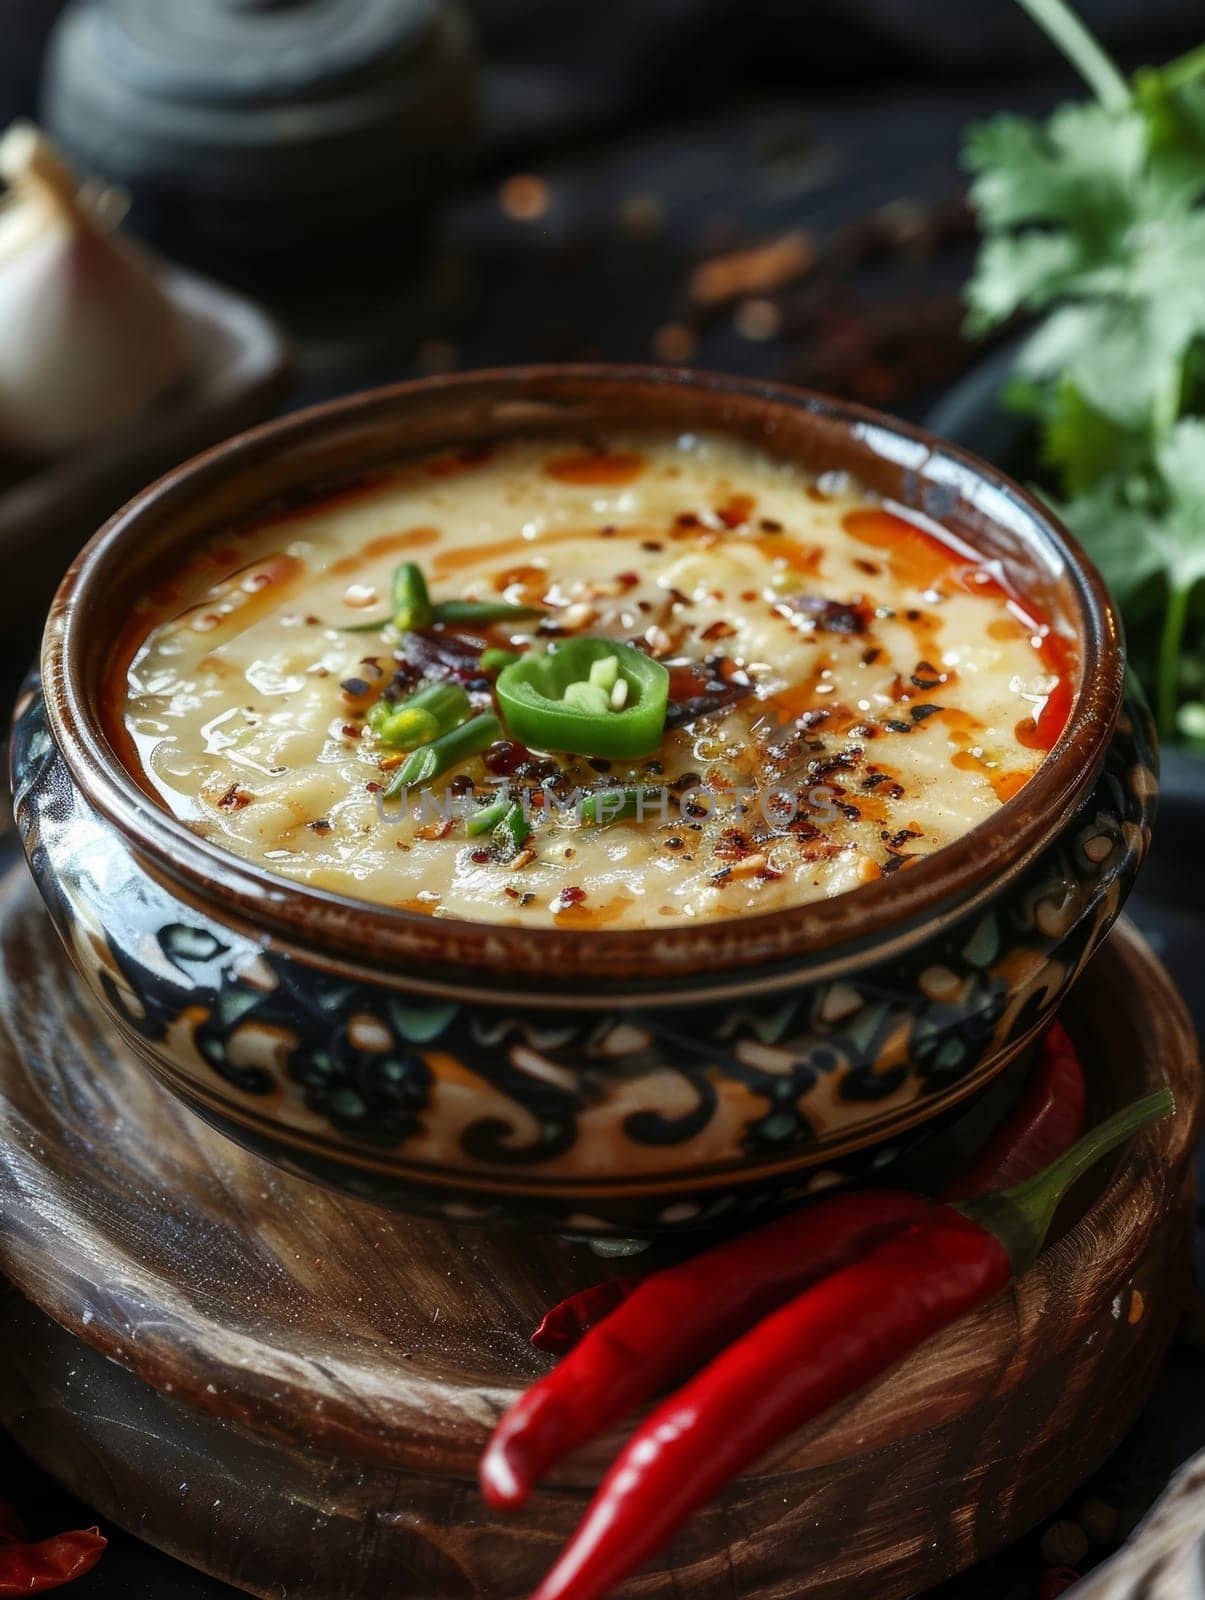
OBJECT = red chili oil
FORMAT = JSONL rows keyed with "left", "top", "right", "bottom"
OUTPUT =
{"left": 544, "top": 450, "right": 645, "bottom": 486}
{"left": 843, "top": 506, "right": 1076, "bottom": 754}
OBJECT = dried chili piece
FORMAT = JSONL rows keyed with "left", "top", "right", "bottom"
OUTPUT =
{"left": 0, "top": 1523, "right": 106, "bottom": 1595}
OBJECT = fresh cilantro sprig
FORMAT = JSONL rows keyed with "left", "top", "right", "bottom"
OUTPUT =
{"left": 962, "top": 0, "right": 1205, "bottom": 743}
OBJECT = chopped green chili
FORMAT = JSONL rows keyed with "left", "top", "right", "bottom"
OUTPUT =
{"left": 580, "top": 787, "right": 663, "bottom": 825}
{"left": 340, "top": 615, "right": 397, "bottom": 633}
{"left": 432, "top": 599, "right": 546, "bottom": 625}
{"left": 368, "top": 682, "right": 470, "bottom": 750}
{"left": 466, "top": 793, "right": 511, "bottom": 836}
{"left": 336, "top": 569, "right": 542, "bottom": 634}
{"left": 492, "top": 800, "right": 532, "bottom": 859}
{"left": 495, "top": 637, "right": 669, "bottom": 758}
{"left": 335, "top": 561, "right": 431, "bottom": 634}
{"left": 480, "top": 648, "right": 522, "bottom": 676}
{"left": 384, "top": 712, "right": 501, "bottom": 797}
{"left": 391, "top": 562, "right": 434, "bottom": 631}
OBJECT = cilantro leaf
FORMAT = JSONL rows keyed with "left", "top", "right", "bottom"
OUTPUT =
{"left": 965, "top": 232, "right": 1079, "bottom": 332}
{"left": 962, "top": 115, "right": 1072, "bottom": 229}
{"left": 1066, "top": 299, "right": 1186, "bottom": 428}
{"left": 1155, "top": 417, "right": 1205, "bottom": 591}
{"left": 1056, "top": 482, "right": 1163, "bottom": 605}
{"left": 962, "top": 15, "right": 1205, "bottom": 742}
{"left": 1036, "top": 378, "right": 1145, "bottom": 495}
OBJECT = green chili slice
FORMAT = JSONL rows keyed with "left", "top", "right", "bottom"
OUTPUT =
{"left": 492, "top": 800, "right": 532, "bottom": 859}
{"left": 368, "top": 682, "right": 470, "bottom": 750}
{"left": 495, "top": 638, "right": 669, "bottom": 757}
{"left": 391, "top": 562, "right": 433, "bottom": 631}
{"left": 384, "top": 712, "right": 501, "bottom": 797}
{"left": 336, "top": 560, "right": 431, "bottom": 633}
{"left": 580, "top": 786, "right": 663, "bottom": 825}
{"left": 432, "top": 599, "right": 546, "bottom": 625}
{"left": 480, "top": 648, "right": 522, "bottom": 676}
{"left": 340, "top": 615, "right": 396, "bottom": 633}
{"left": 466, "top": 793, "right": 510, "bottom": 836}
{"left": 337, "top": 579, "right": 542, "bottom": 635}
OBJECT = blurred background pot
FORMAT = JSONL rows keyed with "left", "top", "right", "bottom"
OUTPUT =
{"left": 40, "top": 0, "right": 477, "bottom": 260}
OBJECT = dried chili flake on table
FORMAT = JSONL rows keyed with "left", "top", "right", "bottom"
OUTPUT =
{"left": 0, "top": 1503, "right": 106, "bottom": 1595}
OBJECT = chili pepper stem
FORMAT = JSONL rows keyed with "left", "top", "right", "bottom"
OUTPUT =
{"left": 957, "top": 1089, "right": 1173, "bottom": 1271}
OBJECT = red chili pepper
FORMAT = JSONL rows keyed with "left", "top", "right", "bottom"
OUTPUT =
{"left": 523, "top": 1091, "right": 1171, "bottom": 1600}
{"left": 944, "top": 1020, "right": 1086, "bottom": 1200}
{"left": 0, "top": 1504, "right": 23, "bottom": 1544}
{"left": 0, "top": 1527, "right": 107, "bottom": 1595}
{"left": 530, "top": 1277, "right": 641, "bottom": 1356}
{"left": 530, "top": 1210, "right": 1008, "bottom": 1600}
{"left": 532, "top": 1022, "right": 1086, "bottom": 1359}
{"left": 482, "top": 1189, "right": 934, "bottom": 1509}
{"left": 1039, "top": 1569, "right": 1082, "bottom": 1600}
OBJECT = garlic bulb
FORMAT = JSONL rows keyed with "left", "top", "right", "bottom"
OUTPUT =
{"left": 0, "top": 122, "right": 186, "bottom": 459}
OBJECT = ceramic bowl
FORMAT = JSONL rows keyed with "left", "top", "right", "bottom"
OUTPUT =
{"left": 10, "top": 367, "right": 1157, "bottom": 1234}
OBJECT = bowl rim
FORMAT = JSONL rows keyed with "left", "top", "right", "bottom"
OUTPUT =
{"left": 37, "top": 363, "right": 1126, "bottom": 1002}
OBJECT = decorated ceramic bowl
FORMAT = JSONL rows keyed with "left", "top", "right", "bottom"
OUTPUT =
{"left": 10, "top": 367, "right": 1156, "bottom": 1234}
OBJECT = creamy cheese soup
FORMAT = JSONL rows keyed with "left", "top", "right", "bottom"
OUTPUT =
{"left": 121, "top": 433, "right": 1073, "bottom": 929}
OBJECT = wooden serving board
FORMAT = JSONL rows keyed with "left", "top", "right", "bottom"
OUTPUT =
{"left": 0, "top": 862, "right": 1197, "bottom": 1600}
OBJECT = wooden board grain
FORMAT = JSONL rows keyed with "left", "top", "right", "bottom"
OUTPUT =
{"left": 0, "top": 862, "right": 1197, "bottom": 1600}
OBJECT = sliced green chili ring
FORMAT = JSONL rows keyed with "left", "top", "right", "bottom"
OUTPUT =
{"left": 588, "top": 654, "right": 620, "bottom": 692}
{"left": 432, "top": 599, "right": 546, "bottom": 625}
{"left": 384, "top": 712, "right": 501, "bottom": 798}
{"left": 563, "top": 681, "right": 611, "bottom": 716}
{"left": 466, "top": 794, "right": 511, "bottom": 836}
{"left": 369, "top": 682, "right": 470, "bottom": 749}
{"left": 495, "top": 637, "right": 670, "bottom": 758}
{"left": 492, "top": 800, "right": 531, "bottom": 859}
{"left": 580, "top": 787, "right": 663, "bottom": 825}
{"left": 392, "top": 562, "right": 433, "bottom": 631}
{"left": 480, "top": 648, "right": 522, "bottom": 676}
